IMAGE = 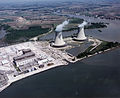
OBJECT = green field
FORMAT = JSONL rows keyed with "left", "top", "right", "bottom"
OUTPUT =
{"left": 69, "top": 18, "right": 84, "bottom": 24}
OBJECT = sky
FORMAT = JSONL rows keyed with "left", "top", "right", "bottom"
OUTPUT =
{"left": 0, "top": 0, "right": 40, "bottom": 3}
{"left": 0, "top": 0, "right": 74, "bottom": 4}
{"left": 0, "top": 0, "right": 119, "bottom": 4}
{"left": 0, "top": 0, "right": 104, "bottom": 3}
{"left": 0, "top": 0, "right": 55, "bottom": 3}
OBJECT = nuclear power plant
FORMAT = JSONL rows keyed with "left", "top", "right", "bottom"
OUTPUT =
{"left": 73, "top": 21, "right": 87, "bottom": 41}
{"left": 51, "top": 20, "right": 69, "bottom": 47}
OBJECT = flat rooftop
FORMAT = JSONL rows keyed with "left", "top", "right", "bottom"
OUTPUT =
{"left": 13, "top": 52, "right": 35, "bottom": 61}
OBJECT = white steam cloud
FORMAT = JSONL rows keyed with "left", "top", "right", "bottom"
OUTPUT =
{"left": 78, "top": 21, "right": 87, "bottom": 28}
{"left": 55, "top": 20, "right": 69, "bottom": 32}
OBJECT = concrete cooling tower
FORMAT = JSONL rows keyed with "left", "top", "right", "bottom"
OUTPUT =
{"left": 77, "top": 26, "right": 87, "bottom": 40}
{"left": 52, "top": 31, "right": 66, "bottom": 47}
{"left": 73, "top": 21, "right": 87, "bottom": 41}
{"left": 51, "top": 20, "right": 69, "bottom": 47}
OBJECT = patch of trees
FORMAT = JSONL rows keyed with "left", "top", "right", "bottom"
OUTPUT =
{"left": 77, "top": 41, "right": 120, "bottom": 58}
{"left": 69, "top": 18, "right": 84, "bottom": 24}
{"left": 4, "top": 26, "right": 49, "bottom": 44}
{"left": 85, "top": 22, "right": 107, "bottom": 29}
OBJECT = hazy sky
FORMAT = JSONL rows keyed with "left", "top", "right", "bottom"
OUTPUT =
{"left": 0, "top": 0, "right": 99, "bottom": 3}
{"left": 0, "top": 0, "right": 40, "bottom": 3}
{"left": 0, "top": 0, "right": 45, "bottom": 3}
{"left": 0, "top": 0, "right": 55, "bottom": 3}
{"left": 0, "top": 0, "right": 72, "bottom": 4}
{"left": 0, "top": 0, "right": 119, "bottom": 4}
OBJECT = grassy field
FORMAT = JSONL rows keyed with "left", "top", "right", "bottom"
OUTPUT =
{"left": 85, "top": 22, "right": 107, "bottom": 29}
{"left": 69, "top": 18, "right": 84, "bottom": 24}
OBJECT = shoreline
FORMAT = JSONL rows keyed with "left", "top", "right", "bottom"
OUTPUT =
{"left": 0, "top": 62, "right": 67, "bottom": 92}
{"left": 75, "top": 46, "right": 120, "bottom": 62}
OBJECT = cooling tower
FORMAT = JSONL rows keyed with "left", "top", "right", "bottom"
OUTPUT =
{"left": 73, "top": 26, "right": 87, "bottom": 41}
{"left": 52, "top": 31, "right": 66, "bottom": 47}
{"left": 73, "top": 21, "right": 87, "bottom": 41}
{"left": 51, "top": 20, "right": 69, "bottom": 47}
{"left": 77, "top": 26, "right": 87, "bottom": 40}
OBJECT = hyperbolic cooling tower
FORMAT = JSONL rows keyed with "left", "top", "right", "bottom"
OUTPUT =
{"left": 51, "top": 20, "right": 69, "bottom": 47}
{"left": 77, "top": 26, "right": 87, "bottom": 40}
{"left": 53, "top": 31, "right": 66, "bottom": 47}
{"left": 74, "top": 21, "right": 87, "bottom": 41}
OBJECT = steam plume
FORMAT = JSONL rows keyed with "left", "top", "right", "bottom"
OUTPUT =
{"left": 78, "top": 21, "right": 87, "bottom": 28}
{"left": 55, "top": 20, "right": 69, "bottom": 32}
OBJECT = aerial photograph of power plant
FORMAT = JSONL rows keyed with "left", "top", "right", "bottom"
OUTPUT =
{"left": 0, "top": 0, "right": 120, "bottom": 97}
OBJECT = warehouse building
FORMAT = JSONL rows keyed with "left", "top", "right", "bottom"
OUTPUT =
{"left": 13, "top": 49, "right": 36, "bottom": 67}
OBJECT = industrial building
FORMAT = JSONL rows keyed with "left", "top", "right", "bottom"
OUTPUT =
{"left": 13, "top": 49, "right": 36, "bottom": 67}
{"left": 13, "top": 48, "right": 55, "bottom": 72}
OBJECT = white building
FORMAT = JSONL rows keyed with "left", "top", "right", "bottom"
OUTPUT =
{"left": 1, "top": 60, "right": 9, "bottom": 65}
